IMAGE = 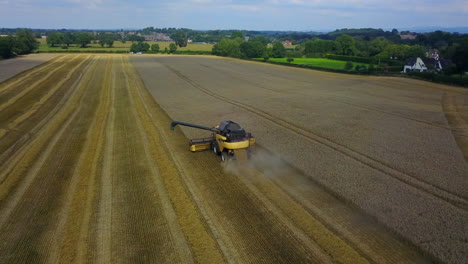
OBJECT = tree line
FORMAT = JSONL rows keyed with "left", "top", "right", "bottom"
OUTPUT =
{"left": 211, "top": 31, "right": 286, "bottom": 59}
{"left": 211, "top": 29, "right": 468, "bottom": 74}
{"left": 46, "top": 32, "right": 125, "bottom": 48}
{"left": 1, "top": 27, "right": 467, "bottom": 73}
{"left": 0, "top": 29, "right": 38, "bottom": 59}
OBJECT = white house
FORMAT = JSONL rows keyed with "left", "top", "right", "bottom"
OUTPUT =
{"left": 403, "top": 57, "right": 428, "bottom": 73}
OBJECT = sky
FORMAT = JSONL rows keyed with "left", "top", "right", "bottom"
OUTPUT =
{"left": 0, "top": 0, "right": 467, "bottom": 31}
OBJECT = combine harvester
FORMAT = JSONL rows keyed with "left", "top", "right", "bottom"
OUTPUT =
{"left": 170, "top": 120, "right": 255, "bottom": 162}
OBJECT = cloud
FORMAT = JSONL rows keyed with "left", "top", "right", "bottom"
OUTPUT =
{"left": 0, "top": 0, "right": 466, "bottom": 30}
{"left": 228, "top": 4, "right": 262, "bottom": 12}
{"left": 68, "top": 0, "right": 108, "bottom": 9}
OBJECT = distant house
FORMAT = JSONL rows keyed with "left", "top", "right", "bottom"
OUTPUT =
{"left": 400, "top": 33, "right": 417, "bottom": 40}
{"left": 403, "top": 57, "right": 454, "bottom": 73}
{"left": 143, "top": 33, "right": 172, "bottom": 42}
{"left": 403, "top": 57, "right": 428, "bottom": 73}
{"left": 282, "top": 40, "right": 292, "bottom": 46}
{"left": 144, "top": 35, "right": 158, "bottom": 41}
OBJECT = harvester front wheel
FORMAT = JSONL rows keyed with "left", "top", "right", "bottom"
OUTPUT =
{"left": 212, "top": 141, "right": 221, "bottom": 155}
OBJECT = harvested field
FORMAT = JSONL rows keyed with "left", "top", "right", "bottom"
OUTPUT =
{"left": 0, "top": 53, "right": 60, "bottom": 82}
{"left": 131, "top": 55, "right": 468, "bottom": 263}
{"left": 0, "top": 53, "right": 463, "bottom": 263}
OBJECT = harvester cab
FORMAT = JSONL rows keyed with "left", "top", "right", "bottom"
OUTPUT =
{"left": 170, "top": 120, "right": 255, "bottom": 162}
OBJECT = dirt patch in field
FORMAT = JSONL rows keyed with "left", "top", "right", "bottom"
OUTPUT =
{"left": 0, "top": 54, "right": 60, "bottom": 83}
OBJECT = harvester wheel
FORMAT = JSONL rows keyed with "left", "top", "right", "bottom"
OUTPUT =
{"left": 221, "top": 152, "right": 228, "bottom": 162}
{"left": 213, "top": 141, "right": 220, "bottom": 155}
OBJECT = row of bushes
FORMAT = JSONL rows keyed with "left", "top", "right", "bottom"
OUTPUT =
{"left": 260, "top": 59, "right": 371, "bottom": 75}
{"left": 38, "top": 49, "right": 129, "bottom": 53}
{"left": 37, "top": 50, "right": 212, "bottom": 55}
{"left": 173, "top": 50, "right": 212, "bottom": 55}
{"left": 407, "top": 72, "right": 468, "bottom": 87}
{"left": 325, "top": 54, "right": 404, "bottom": 66}
{"left": 257, "top": 59, "right": 467, "bottom": 88}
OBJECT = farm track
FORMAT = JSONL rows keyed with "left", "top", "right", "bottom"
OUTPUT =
{"left": 0, "top": 54, "right": 448, "bottom": 263}
{"left": 164, "top": 64, "right": 468, "bottom": 211}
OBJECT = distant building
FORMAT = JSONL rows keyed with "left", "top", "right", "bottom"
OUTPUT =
{"left": 403, "top": 57, "right": 454, "bottom": 73}
{"left": 282, "top": 40, "right": 292, "bottom": 46}
{"left": 400, "top": 33, "right": 417, "bottom": 40}
{"left": 403, "top": 57, "right": 428, "bottom": 73}
{"left": 144, "top": 33, "right": 172, "bottom": 42}
{"left": 144, "top": 35, "right": 157, "bottom": 41}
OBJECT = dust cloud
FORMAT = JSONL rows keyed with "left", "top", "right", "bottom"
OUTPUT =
{"left": 222, "top": 147, "right": 295, "bottom": 182}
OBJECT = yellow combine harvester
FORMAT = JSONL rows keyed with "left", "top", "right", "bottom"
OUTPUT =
{"left": 170, "top": 120, "right": 255, "bottom": 162}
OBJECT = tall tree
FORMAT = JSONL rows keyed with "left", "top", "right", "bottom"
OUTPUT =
{"left": 151, "top": 43, "right": 160, "bottom": 52}
{"left": 169, "top": 43, "right": 177, "bottom": 53}
{"left": 304, "top": 38, "right": 336, "bottom": 56}
{"left": 249, "top": 35, "right": 270, "bottom": 46}
{"left": 130, "top": 41, "right": 150, "bottom": 52}
{"left": 98, "top": 32, "right": 106, "bottom": 47}
{"left": 15, "top": 29, "right": 39, "bottom": 54}
{"left": 172, "top": 31, "right": 188, "bottom": 47}
{"left": 62, "top": 32, "right": 74, "bottom": 47}
{"left": 453, "top": 39, "right": 468, "bottom": 73}
{"left": 76, "top": 32, "right": 92, "bottom": 48}
{"left": 212, "top": 38, "right": 242, "bottom": 58}
{"left": 142, "top": 27, "right": 154, "bottom": 35}
{"left": 406, "top": 45, "right": 425, "bottom": 58}
{"left": 105, "top": 34, "right": 115, "bottom": 48}
{"left": 231, "top": 31, "right": 244, "bottom": 40}
{"left": 271, "top": 41, "right": 286, "bottom": 58}
{"left": 369, "top": 37, "right": 390, "bottom": 56}
{"left": 0, "top": 35, "right": 16, "bottom": 58}
{"left": 47, "top": 32, "right": 63, "bottom": 47}
{"left": 335, "top": 34, "right": 357, "bottom": 56}
{"left": 240, "top": 41, "right": 266, "bottom": 58}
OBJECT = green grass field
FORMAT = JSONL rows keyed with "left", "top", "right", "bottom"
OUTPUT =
{"left": 260, "top": 58, "right": 369, "bottom": 70}
{"left": 37, "top": 38, "right": 213, "bottom": 52}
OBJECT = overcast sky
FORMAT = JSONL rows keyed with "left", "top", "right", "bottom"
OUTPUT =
{"left": 1, "top": 0, "right": 467, "bottom": 31}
